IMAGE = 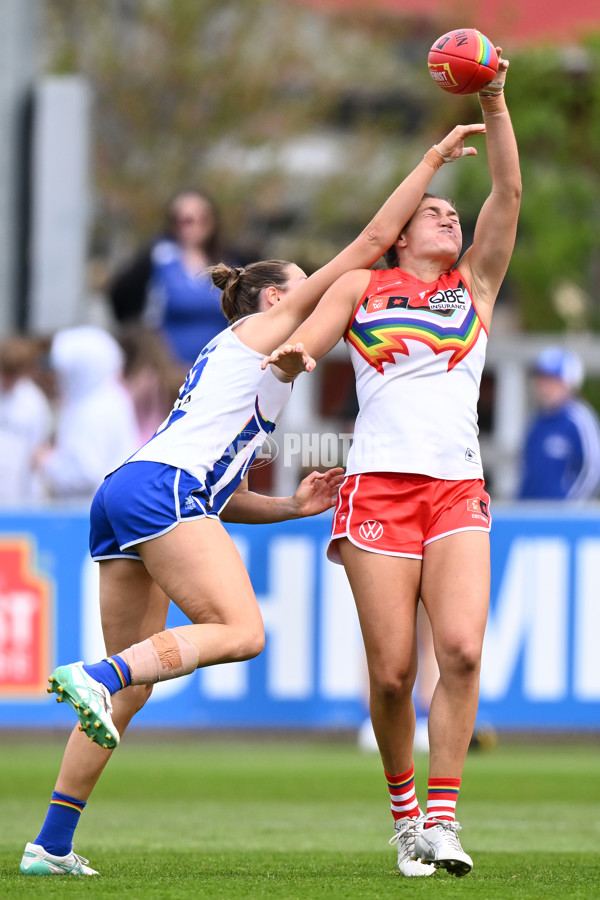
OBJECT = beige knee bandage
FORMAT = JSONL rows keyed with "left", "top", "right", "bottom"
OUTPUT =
{"left": 121, "top": 631, "right": 201, "bottom": 684}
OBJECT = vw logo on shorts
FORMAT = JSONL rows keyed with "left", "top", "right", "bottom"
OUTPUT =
{"left": 359, "top": 520, "right": 384, "bottom": 541}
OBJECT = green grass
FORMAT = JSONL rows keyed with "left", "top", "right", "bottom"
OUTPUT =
{"left": 1, "top": 733, "right": 599, "bottom": 898}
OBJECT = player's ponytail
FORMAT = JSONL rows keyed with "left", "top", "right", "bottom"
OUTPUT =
{"left": 210, "top": 260, "right": 292, "bottom": 323}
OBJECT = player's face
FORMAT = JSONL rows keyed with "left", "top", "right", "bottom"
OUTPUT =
{"left": 280, "top": 264, "right": 308, "bottom": 298}
{"left": 404, "top": 199, "right": 462, "bottom": 263}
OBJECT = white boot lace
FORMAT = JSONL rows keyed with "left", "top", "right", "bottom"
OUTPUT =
{"left": 426, "top": 818, "right": 463, "bottom": 850}
{"left": 389, "top": 817, "right": 421, "bottom": 854}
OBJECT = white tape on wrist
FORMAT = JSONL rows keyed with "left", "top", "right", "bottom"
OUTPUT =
{"left": 433, "top": 144, "right": 456, "bottom": 163}
{"left": 480, "top": 80, "right": 505, "bottom": 96}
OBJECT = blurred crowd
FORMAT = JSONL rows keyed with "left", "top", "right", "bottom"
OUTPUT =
{"left": 0, "top": 188, "right": 231, "bottom": 507}
{"left": 2, "top": 187, "right": 600, "bottom": 508}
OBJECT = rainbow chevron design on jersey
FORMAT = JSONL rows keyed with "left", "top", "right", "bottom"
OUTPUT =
{"left": 347, "top": 279, "right": 483, "bottom": 374}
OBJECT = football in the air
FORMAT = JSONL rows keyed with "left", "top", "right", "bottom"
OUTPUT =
{"left": 428, "top": 28, "right": 498, "bottom": 95}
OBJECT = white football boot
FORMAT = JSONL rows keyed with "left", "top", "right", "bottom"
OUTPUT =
{"left": 414, "top": 819, "right": 473, "bottom": 876}
{"left": 389, "top": 816, "right": 436, "bottom": 877}
{"left": 47, "top": 662, "right": 119, "bottom": 749}
{"left": 20, "top": 842, "right": 99, "bottom": 876}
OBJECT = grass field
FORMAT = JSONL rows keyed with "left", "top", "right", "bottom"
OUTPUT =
{"left": 1, "top": 731, "right": 599, "bottom": 899}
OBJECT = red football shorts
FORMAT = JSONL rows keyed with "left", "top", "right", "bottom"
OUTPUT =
{"left": 328, "top": 472, "right": 491, "bottom": 563}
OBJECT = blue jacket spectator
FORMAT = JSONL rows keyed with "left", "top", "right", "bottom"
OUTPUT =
{"left": 518, "top": 347, "right": 600, "bottom": 500}
{"left": 108, "top": 190, "right": 228, "bottom": 367}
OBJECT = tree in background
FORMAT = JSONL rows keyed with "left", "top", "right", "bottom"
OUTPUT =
{"left": 44, "top": 0, "right": 434, "bottom": 272}
{"left": 44, "top": 0, "right": 600, "bottom": 336}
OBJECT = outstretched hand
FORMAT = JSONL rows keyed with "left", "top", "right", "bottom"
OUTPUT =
{"left": 292, "top": 467, "right": 345, "bottom": 517}
{"left": 434, "top": 122, "right": 487, "bottom": 162}
{"left": 261, "top": 342, "right": 317, "bottom": 378}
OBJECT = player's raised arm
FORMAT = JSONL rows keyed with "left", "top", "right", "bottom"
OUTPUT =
{"left": 457, "top": 51, "right": 522, "bottom": 327}
{"left": 240, "top": 123, "right": 486, "bottom": 355}
{"left": 262, "top": 268, "right": 371, "bottom": 379}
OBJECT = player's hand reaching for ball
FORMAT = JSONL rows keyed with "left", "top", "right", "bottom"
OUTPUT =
{"left": 433, "top": 123, "right": 487, "bottom": 163}
{"left": 479, "top": 48, "right": 508, "bottom": 96}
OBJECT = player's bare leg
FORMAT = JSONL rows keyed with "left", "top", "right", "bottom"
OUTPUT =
{"left": 54, "top": 561, "right": 170, "bottom": 799}
{"left": 338, "top": 539, "right": 435, "bottom": 876}
{"left": 136, "top": 516, "right": 265, "bottom": 666}
{"left": 413, "top": 604, "right": 438, "bottom": 751}
{"left": 48, "top": 517, "right": 264, "bottom": 758}
{"left": 21, "top": 561, "right": 169, "bottom": 875}
{"left": 339, "top": 540, "right": 422, "bottom": 773}
{"left": 414, "top": 530, "right": 490, "bottom": 876}
{"left": 420, "top": 530, "right": 489, "bottom": 778}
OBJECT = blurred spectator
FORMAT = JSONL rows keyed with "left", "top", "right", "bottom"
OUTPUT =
{"left": 108, "top": 189, "right": 228, "bottom": 367}
{"left": 35, "top": 326, "right": 139, "bottom": 502}
{"left": 0, "top": 335, "right": 53, "bottom": 505}
{"left": 118, "top": 325, "right": 186, "bottom": 443}
{"left": 517, "top": 346, "right": 600, "bottom": 500}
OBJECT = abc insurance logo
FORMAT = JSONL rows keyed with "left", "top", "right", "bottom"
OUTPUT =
{"left": 0, "top": 538, "right": 53, "bottom": 696}
{"left": 358, "top": 520, "right": 384, "bottom": 542}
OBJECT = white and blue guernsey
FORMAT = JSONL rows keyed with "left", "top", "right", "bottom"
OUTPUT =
{"left": 129, "top": 319, "right": 292, "bottom": 513}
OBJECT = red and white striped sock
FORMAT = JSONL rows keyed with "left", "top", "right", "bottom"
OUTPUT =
{"left": 424, "top": 776, "right": 461, "bottom": 828}
{"left": 385, "top": 765, "right": 420, "bottom": 821}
